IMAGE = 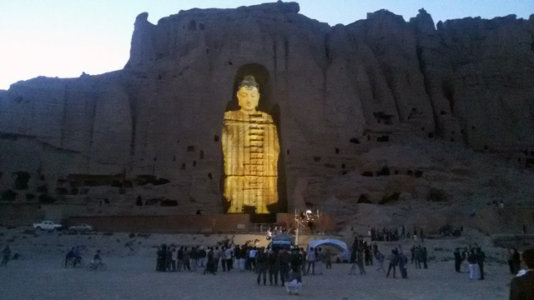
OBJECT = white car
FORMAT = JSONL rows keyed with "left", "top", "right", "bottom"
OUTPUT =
{"left": 33, "top": 220, "right": 63, "bottom": 231}
{"left": 68, "top": 223, "right": 93, "bottom": 233}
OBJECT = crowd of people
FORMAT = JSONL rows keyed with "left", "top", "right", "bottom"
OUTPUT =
{"left": 453, "top": 246, "right": 486, "bottom": 280}
{"left": 3, "top": 227, "right": 532, "bottom": 297}
{"left": 155, "top": 242, "right": 305, "bottom": 294}
{"left": 368, "top": 226, "right": 426, "bottom": 242}
{"left": 155, "top": 241, "right": 533, "bottom": 298}
{"left": 64, "top": 246, "right": 104, "bottom": 270}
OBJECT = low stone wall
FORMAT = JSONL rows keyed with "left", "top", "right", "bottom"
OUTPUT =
{"left": 0, "top": 203, "right": 44, "bottom": 226}
{"left": 67, "top": 213, "right": 337, "bottom": 234}
{"left": 492, "top": 234, "right": 534, "bottom": 250}
{"left": 68, "top": 214, "right": 251, "bottom": 233}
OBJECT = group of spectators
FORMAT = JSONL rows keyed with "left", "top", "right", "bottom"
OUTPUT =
{"left": 349, "top": 237, "right": 414, "bottom": 279}
{"left": 453, "top": 246, "right": 486, "bottom": 280}
{"left": 410, "top": 245, "right": 428, "bottom": 269}
{"left": 64, "top": 246, "right": 103, "bottom": 269}
{"left": 368, "top": 226, "right": 426, "bottom": 242}
{"left": 155, "top": 243, "right": 304, "bottom": 294}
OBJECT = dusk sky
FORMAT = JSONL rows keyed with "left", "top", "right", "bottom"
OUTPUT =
{"left": 0, "top": 0, "right": 532, "bottom": 90}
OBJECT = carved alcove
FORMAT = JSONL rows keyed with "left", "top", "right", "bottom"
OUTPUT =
{"left": 220, "top": 63, "right": 287, "bottom": 216}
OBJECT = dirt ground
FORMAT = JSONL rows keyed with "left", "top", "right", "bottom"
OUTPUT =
{"left": 0, "top": 228, "right": 515, "bottom": 299}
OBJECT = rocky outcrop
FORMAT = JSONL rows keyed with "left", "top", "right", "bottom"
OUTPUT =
{"left": 0, "top": 2, "right": 533, "bottom": 216}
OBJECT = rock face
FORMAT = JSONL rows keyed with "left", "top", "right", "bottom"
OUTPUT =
{"left": 0, "top": 2, "right": 533, "bottom": 218}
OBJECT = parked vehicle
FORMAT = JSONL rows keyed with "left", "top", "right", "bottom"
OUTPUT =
{"left": 33, "top": 220, "right": 62, "bottom": 231}
{"left": 68, "top": 224, "right": 93, "bottom": 233}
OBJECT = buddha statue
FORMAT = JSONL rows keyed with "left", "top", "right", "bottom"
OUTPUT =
{"left": 222, "top": 75, "right": 279, "bottom": 214}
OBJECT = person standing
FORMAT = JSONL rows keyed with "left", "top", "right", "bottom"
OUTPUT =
{"left": 237, "top": 245, "right": 246, "bottom": 271}
{"left": 190, "top": 246, "right": 198, "bottom": 272}
{"left": 375, "top": 250, "right": 385, "bottom": 272}
{"left": 225, "top": 246, "right": 234, "bottom": 271}
{"left": 414, "top": 246, "right": 422, "bottom": 269}
{"left": 422, "top": 247, "right": 428, "bottom": 269}
{"left": 316, "top": 248, "right": 324, "bottom": 275}
{"left": 349, "top": 248, "right": 358, "bottom": 275}
{"left": 156, "top": 244, "right": 166, "bottom": 271}
{"left": 325, "top": 249, "right": 332, "bottom": 269}
{"left": 509, "top": 248, "right": 534, "bottom": 300}
{"left": 279, "top": 248, "right": 291, "bottom": 285}
{"left": 268, "top": 249, "right": 280, "bottom": 285}
{"left": 176, "top": 246, "right": 184, "bottom": 271}
{"left": 467, "top": 248, "right": 479, "bottom": 280}
{"left": 476, "top": 248, "right": 485, "bottom": 280}
{"left": 305, "top": 247, "right": 316, "bottom": 275}
{"left": 299, "top": 248, "right": 307, "bottom": 275}
{"left": 454, "top": 248, "right": 462, "bottom": 272}
{"left": 182, "top": 247, "right": 191, "bottom": 271}
{"left": 1, "top": 245, "right": 11, "bottom": 267}
{"left": 203, "top": 247, "right": 216, "bottom": 275}
{"left": 199, "top": 246, "right": 207, "bottom": 268}
{"left": 386, "top": 249, "right": 398, "bottom": 278}
{"left": 221, "top": 246, "right": 228, "bottom": 272}
{"left": 256, "top": 248, "right": 268, "bottom": 285}
{"left": 356, "top": 249, "right": 366, "bottom": 275}
{"left": 248, "top": 247, "right": 257, "bottom": 271}
{"left": 398, "top": 251, "right": 408, "bottom": 279}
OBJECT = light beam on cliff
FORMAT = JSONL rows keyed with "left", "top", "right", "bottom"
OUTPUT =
{"left": 222, "top": 75, "right": 279, "bottom": 214}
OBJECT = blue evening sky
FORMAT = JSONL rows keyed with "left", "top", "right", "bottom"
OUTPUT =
{"left": 0, "top": 0, "right": 532, "bottom": 90}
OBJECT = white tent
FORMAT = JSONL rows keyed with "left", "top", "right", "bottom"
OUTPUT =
{"left": 307, "top": 239, "right": 350, "bottom": 261}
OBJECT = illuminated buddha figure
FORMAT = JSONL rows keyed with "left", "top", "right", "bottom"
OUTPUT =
{"left": 222, "top": 75, "right": 280, "bottom": 214}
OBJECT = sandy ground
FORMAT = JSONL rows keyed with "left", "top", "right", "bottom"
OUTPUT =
{"left": 0, "top": 228, "right": 514, "bottom": 299}
{"left": 0, "top": 255, "right": 511, "bottom": 299}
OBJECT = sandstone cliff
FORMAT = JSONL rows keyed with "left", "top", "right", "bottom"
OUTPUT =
{"left": 0, "top": 2, "right": 533, "bottom": 224}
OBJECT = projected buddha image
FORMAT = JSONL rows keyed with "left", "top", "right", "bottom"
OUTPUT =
{"left": 222, "top": 75, "right": 279, "bottom": 214}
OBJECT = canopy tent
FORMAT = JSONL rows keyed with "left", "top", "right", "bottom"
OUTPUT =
{"left": 307, "top": 239, "right": 350, "bottom": 261}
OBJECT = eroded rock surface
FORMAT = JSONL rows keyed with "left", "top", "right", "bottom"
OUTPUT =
{"left": 0, "top": 2, "right": 533, "bottom": 221}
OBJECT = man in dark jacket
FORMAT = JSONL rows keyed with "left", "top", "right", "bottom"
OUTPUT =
{"left": 386, "top": 249, "right": 398, "bottom": 278}
{"left": 454, "top": 248, "right": 462, "bottom": 272}
{"left": 256, "top": 248, "right": 268, "bottom": 285}
{"left": 510, "top": 248, "right": 534, "bottom": 300}
{"left": 476, "top": 248, "right": 485, "bottom": 280}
